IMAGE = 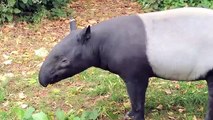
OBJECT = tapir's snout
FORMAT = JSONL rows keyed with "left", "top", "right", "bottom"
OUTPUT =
{"left": 39, "top": 75, "right": 48, "bottom": 87}
{"left": 38, "top": 66, "right": 50, "bottom": 87}
{"left": 39, "top": 72, "right": 48, "bottom": 87}
{"left": 38, "top": 63, "right": 67, "bottom": 87}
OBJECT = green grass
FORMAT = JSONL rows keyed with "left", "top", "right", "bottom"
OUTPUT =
{"left": 145, "top": 78, "right": 207, "bottom": 119}
{"left": 0, "top": 111, "right": 8, "bottom": 120}
{"left": 69, "top": 68, "right": 208, "bottom": 120}
{"left": 0, "top": 67, "right": 209, "bottom": 120}
{"left": 0, "top": 89, "right": 5, "bottom": 103}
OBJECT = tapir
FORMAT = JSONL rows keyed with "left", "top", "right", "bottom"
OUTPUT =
{"left": 39, "top": 7, "right": 213, "bottom": 120}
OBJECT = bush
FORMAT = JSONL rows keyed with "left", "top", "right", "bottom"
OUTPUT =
{"left": 0, "top": 0, "right": 72, "bottom": 24}
{"left": 13, "top": 106, "right": 99, "bottom": 120}
{"left": 138, "top": 0, "right": 213, "bottom": 12}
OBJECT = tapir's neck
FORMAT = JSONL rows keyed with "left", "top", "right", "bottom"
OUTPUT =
{"left": 88, "top": 15, "right": 147, "bottom": 74}
{"left": 88, "top": 25, "right": 110, "bottom": 70}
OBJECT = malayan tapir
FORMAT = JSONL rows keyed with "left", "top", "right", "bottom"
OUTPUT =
{"left": 39, "top": 7, "right": 213, "bottom": 120}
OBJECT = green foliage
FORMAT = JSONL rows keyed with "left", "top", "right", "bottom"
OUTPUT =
{"left": 14, "top": 107, "right": 25, "bottom": 120}
{"left": 68, "top": 109, "right": 99, "bottom": 120}
{"left": 80, "top": 109, "right": 99, "bottom": 120}
{"left": 24, "top": 107, "right": 36, "bottom": 120}
{"left": 32, "top": 112, "right": 49, "bottom": 120}
{"left": 14, "top": 107, "right": 49, "bottom": 120}
{"left": 10, "top": 106, "right": 99, "bottom": 120}
{"left": 0, "top": 0, "right": 72, "bottom": 24}
{"left": 138, "top": 0, "right": 213, "bottom": 12}
{"left": 55, "top": 109, "right": 66, "bottom": 120}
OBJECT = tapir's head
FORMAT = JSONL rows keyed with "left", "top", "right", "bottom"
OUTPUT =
{"left": 39, "top": 19, "right": 97, "bottom": 87}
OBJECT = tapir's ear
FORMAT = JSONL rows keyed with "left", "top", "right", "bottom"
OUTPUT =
{"left": 70, "top": 18, "right": 77, "bottom": 31}
{"left": 84, "top": 25, "right": 91, "bottom": 39}
{"left": 78, "top": 25, "right": 91, "bottom": 44}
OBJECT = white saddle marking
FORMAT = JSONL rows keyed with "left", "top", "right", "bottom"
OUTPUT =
{"left": 138, "top": 7, "right": 213, "bottom": 80}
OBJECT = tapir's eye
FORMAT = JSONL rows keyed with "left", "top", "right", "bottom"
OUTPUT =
{"left": 60, "top": 58, "right": 70, "bottom": 68}
{"left": 62, "top": 59, "right": 68, "bottom": 63}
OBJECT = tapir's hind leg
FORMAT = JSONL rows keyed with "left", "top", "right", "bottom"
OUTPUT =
{"left": 206, "top": 75, "right": 213, "bottom": 120}
{"left": 124, "top": 76, "right": 149, "bottom": 120}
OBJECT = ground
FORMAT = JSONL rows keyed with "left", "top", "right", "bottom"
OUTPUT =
{"left": 0, "top": 0, "right": 209, "bottom": 120}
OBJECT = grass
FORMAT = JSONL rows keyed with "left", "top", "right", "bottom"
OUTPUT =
{"left": 145, "top": 78, "right": 207, "bottom": 120}
{"left": 0, "top": 89, "right": 5, "bottom": 102}
{"left": 0, "top": 67, "right": 208, "bottom": 120}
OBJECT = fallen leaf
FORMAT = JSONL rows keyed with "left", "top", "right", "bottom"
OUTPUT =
{"left": 178, "top": 108, "right": 185, "bottom": 113}
{"left": 88, "top": 19, "right": 97, "bottom": 24}
{"left": 165, "top": 89, "right": 172, "bottom": 95}
{"left": 0, "top": 75, "right": 7, "bottom": 82}
{"left": 168, "top": 116, "right": 175, "bottom": 120}
{"left": 193, "top": 116, "right": 197, "bottom": 120}
{"left": 17, "top": 102, "right": 28, "bottom": 108}
{"left": 77, "top": 109, "right": 84, "bottom": 114}
{"left": 196, "top": 84, "right": 205, "bottom": 89}
{"left": 21, "top": 104, "right": 28, "bottom": 109}
{"left": 6, "top": 23, "right": 15, "bottom": 28}
{"left": 197, "top": 107, "right": 204, "bottom": 112}
{"left": 168, "top": 112, "right": 174, "bottom": 116}
{"left": 3, "top": 60, "right": 12, "bottom": 65}
{"left": 19, "top": 92, "right": 26, "bottom": 99}
{"left": 2, "top": 54, "right": 10, "bottom": 59}
{"left": 4, "top": 73, "right": 14, "bottom": 78}
{"left": 156, "top": 104, "right": 163, "bottom": 110}
{"left": 11, "top": 51, "right": 18, "bottom": 54}
{"left": 34, "top": 47, "right": 49, "bottom": 58}
{"left": 175, "top": 84, "right": 180, "bottom": 89}
{"left": 2, "top": 101, "right": 9, "bottom": 107}
{"left": 123, "top": 101, "right": 130, "bottom": 108}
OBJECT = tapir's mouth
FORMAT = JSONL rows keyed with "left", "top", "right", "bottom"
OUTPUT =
{"left": 49, "top": 75, "right": 60, "bottom": 84}
{"left": 41, "top": 71, "right": 74, "bottom": 87}
{"left": 40, "top": 82, "right": 48, "bottom": 87}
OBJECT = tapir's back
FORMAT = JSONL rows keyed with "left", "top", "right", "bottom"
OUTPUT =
{"left": 138, "top": 8, "right": 213, "bottom": 80}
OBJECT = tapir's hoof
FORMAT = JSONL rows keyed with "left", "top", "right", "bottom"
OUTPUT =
{"left": 124, "top": 111, "right": 135, "bottom": 120}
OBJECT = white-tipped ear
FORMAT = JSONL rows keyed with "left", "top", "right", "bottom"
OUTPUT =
{"left": 70, "top": 18, "right": 77, "bottom": 31}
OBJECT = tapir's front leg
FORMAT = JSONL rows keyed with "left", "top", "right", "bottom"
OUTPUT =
{"left": 124, "top": 77, "right": 149, "bottom": 120}
{"left": 206, "top": 76, "right": 213, "bottom": 120}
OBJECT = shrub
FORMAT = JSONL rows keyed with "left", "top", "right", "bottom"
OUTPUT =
{"left": 0, "top": 0, "right": 72, "bottom": 24}
{"left": 138, "top": 0, "right": 213, "bottom": 12}
{"left": 13, "top": 106, "right": 99, "bottom": 120}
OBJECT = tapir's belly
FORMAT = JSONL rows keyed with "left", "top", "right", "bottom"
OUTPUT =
{"left": 138, "top": 8, "right": 213, "bottom": 80}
